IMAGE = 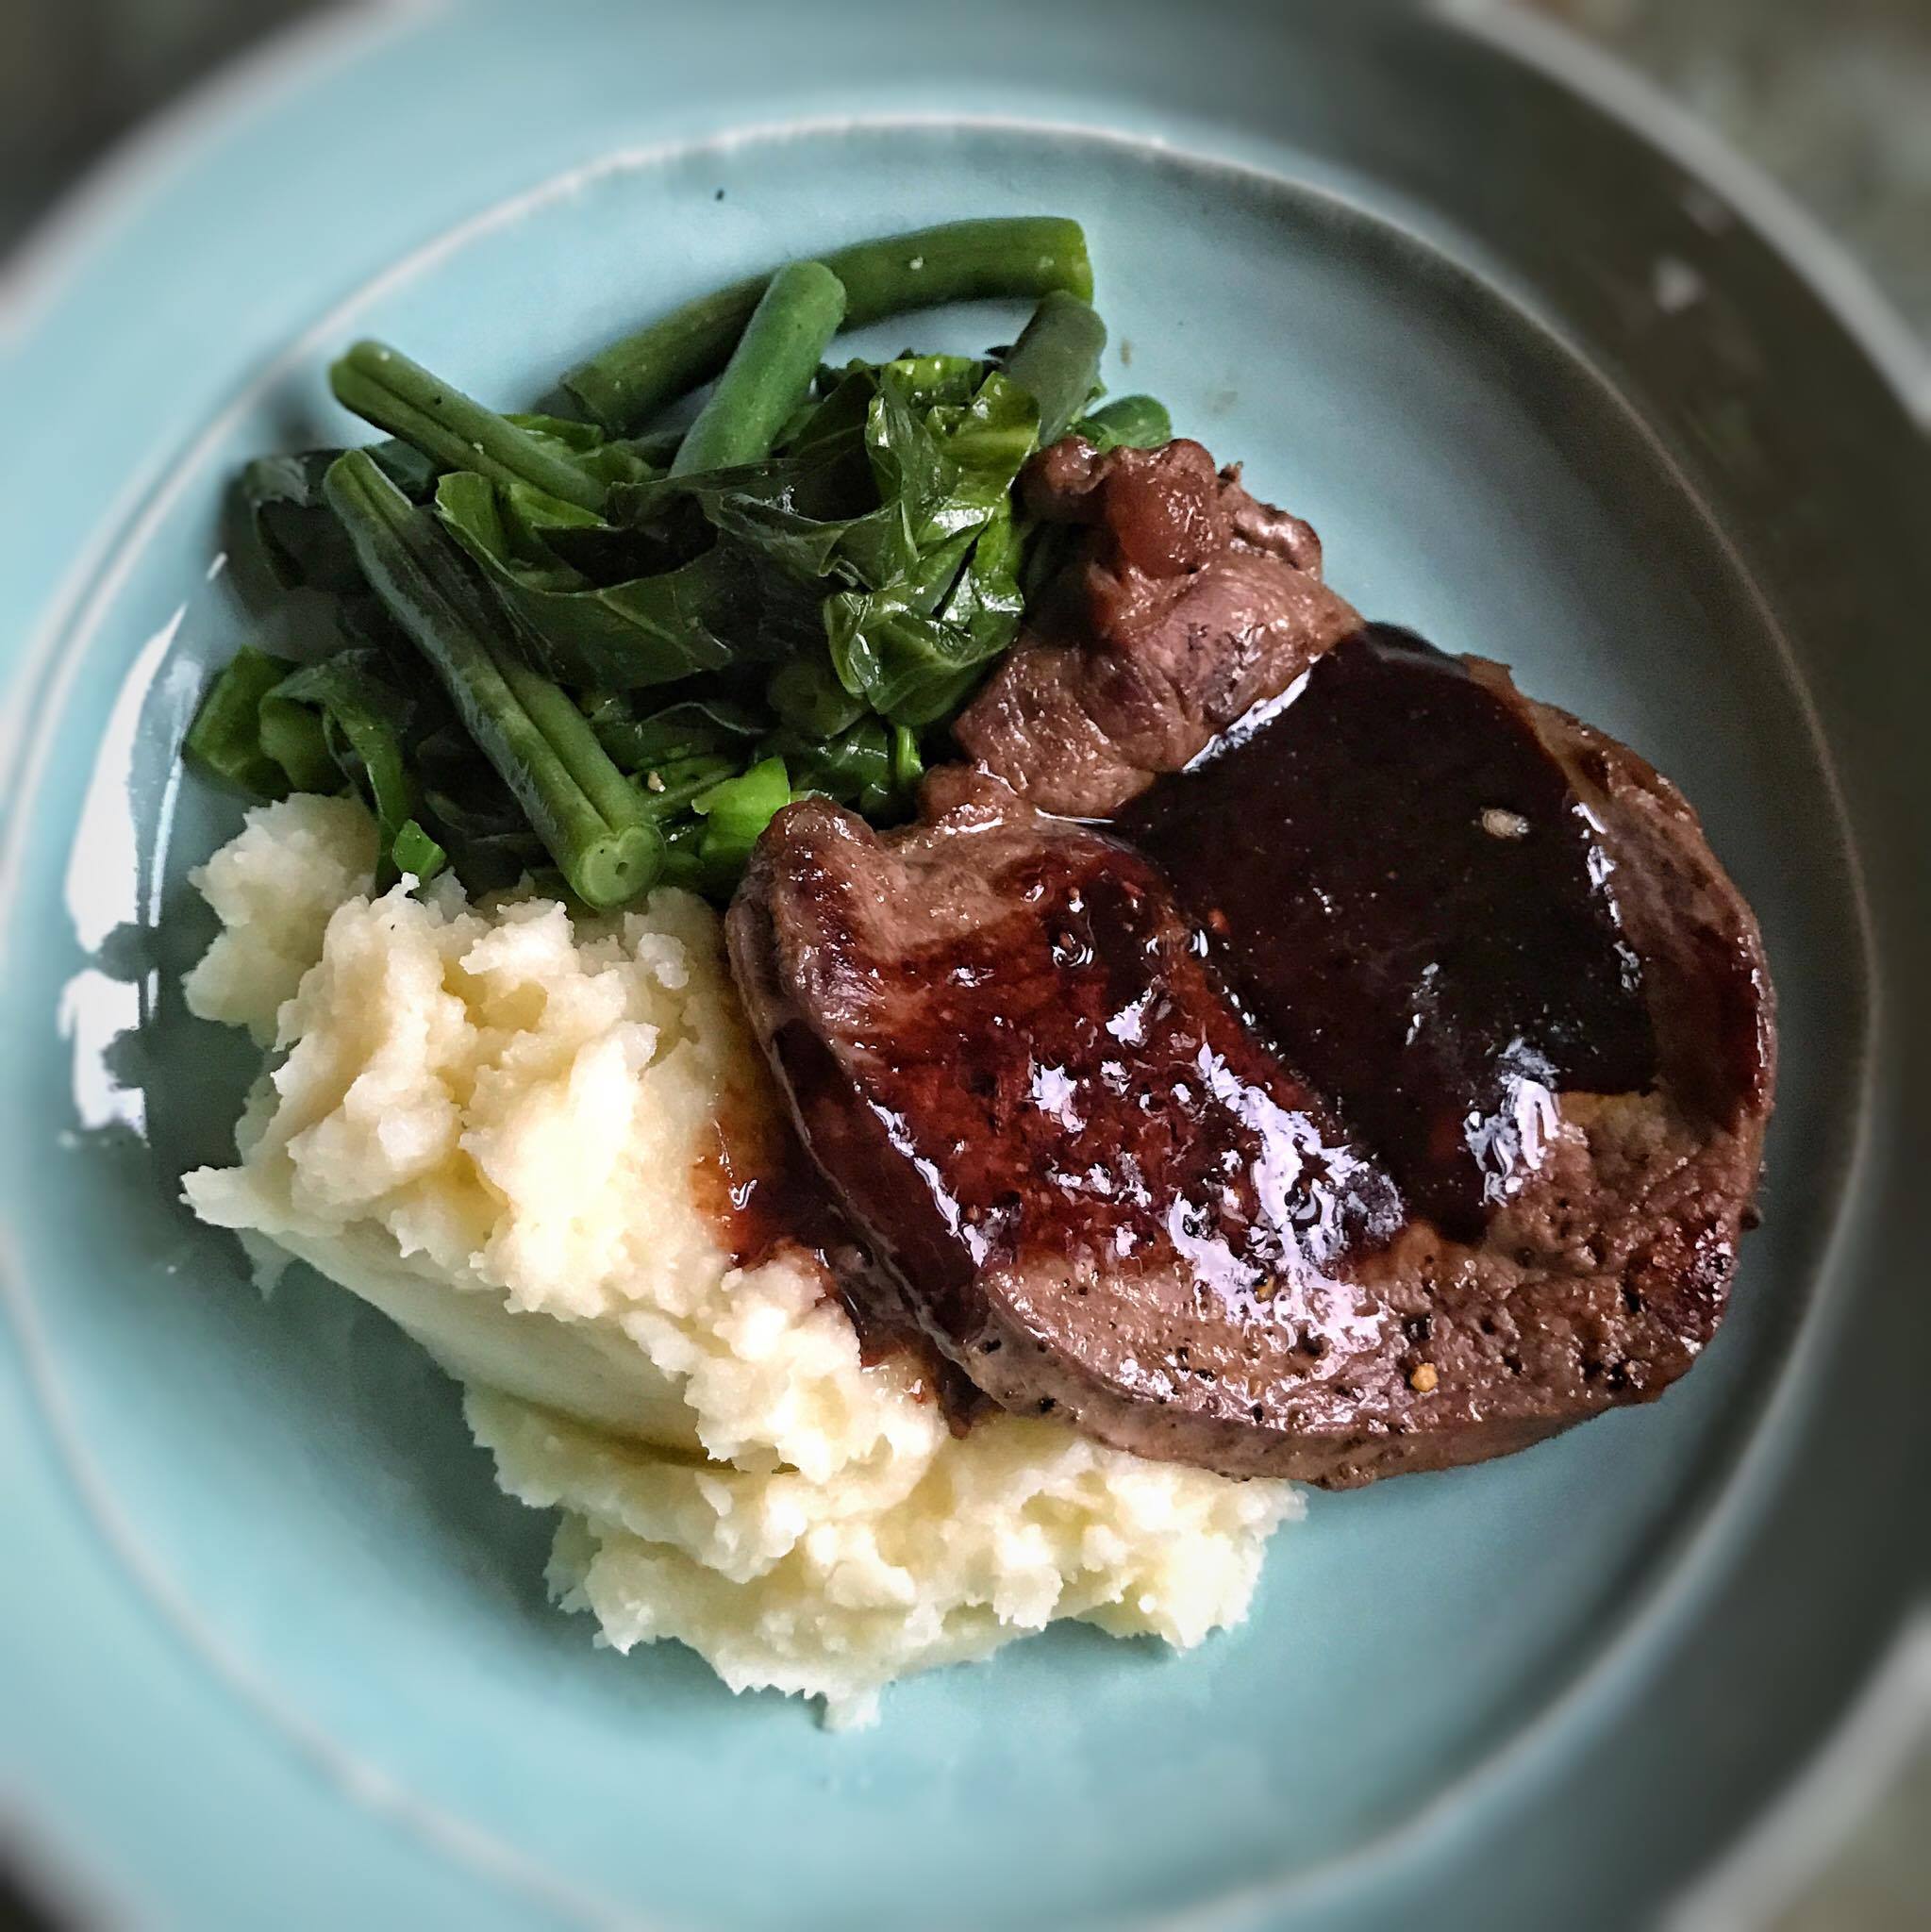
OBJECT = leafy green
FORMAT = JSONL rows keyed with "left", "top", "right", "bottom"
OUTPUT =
{"left": 435, "top": 470, "right": 819, "bottom": 689}
{"left": 184, "top": 640, "right": 449, "bottom": 888}
{"left": 767, "top": 717, "right": 895, "bottom": 815}
{"left": 254, "top": 683, "right": 336, "bottom": 793}
{"left": 826, "top": 497, "right": 1026, "bottom": 724}
{"left": 190, "top": 258, "right": 1173, "bottom": 908}
{"left": 391, "top": 818, "right": 448, "bottom": 881}
{"left": 908, "top": 369, "right": 1039, "bottom": 541}
{"left": 613, "top": 384, "right": 916, "bottom": 588}
{"left": 263, "top": 651, "right": 431, "bottom": 885}
{"left": 506, "top": 412, "right": 658, "bottom": 496}
{"left": 687, "top": 756, "right": 794, "bottom": 892}
{"left": 238, "top": 413, "right": 652, "bottom": 606}
{"left": 766, "top": 655, "right": 866, "bottom": 737}
{"left": 413, "top": 725, "right": 549, "bottom": 892}
{"left": 435, "top": 353, "right": 1039, "bottom": 727}
{"left": 583, "top": 693, "right": 767, "bottom": 773}
{"left": 182, "top": 645, "right": 302, "bottom": 796}
{"left": 241, "top": 442, "right": 436, "bottom": 592}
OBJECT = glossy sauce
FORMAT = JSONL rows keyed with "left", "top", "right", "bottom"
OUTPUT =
{"left": 694, "top": 1113, "right": 849, "bottom": 1285}
{"left": 1122, "top": 625, "right": 1657, "bottom": 1239}
{"left": 692, "top": 1112, "right": 987, "bottom": 1421}
{"left": 766, "top": 833, "right": 1402, "bottom": 1325}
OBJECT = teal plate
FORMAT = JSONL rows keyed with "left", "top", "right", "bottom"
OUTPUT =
{"left": 3, "top": 6, "right": 1927, "bottom": 1928}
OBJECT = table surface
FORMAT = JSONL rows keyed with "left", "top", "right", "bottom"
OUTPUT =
{"left": 1, "top": 4, "right": 1924, "bottom": 1929}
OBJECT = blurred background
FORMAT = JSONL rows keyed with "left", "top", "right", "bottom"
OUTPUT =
{"left": 4, "top": 0, "right": 1930, "bottom": 349}
{"left": 2, "top": 2, "right": 1925, "bottom": 1927}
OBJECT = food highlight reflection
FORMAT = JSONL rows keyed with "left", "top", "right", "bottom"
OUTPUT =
{"left": 58, "top": 604, "right": 199, "bottom": 1138}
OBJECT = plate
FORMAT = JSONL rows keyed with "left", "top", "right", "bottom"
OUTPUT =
{"left": 3, "top": 6, "right": 1927, "bottom": 1928}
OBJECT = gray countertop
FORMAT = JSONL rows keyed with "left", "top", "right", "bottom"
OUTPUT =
{"left": 1530, "top": 0, "right": 1931, "bottom": 345}
{"left": 7, "top": 0, "right": 1930, "bottom": 355}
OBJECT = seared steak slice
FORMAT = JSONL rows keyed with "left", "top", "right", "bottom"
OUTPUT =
{"left": 728, "top": 433, "right": 1773, "bottom": 1488}
{"left": 953, "top": 438, "right": 1362, "bottom": 817}
{"left": 727, "top": 772, "right": 1408, "bottom": 1447}
{"left": 1322, "top": 675, "right": 1773, "bottom": 1483}
{"left": 1526, "top": 687, "right": 1773, "bottom": 1137}
{"left": 1121, "top": 625, "right": 1665, "bottom": 1241}
{"left": 728, "top": 676, "right": 1773, "bottom": 1487}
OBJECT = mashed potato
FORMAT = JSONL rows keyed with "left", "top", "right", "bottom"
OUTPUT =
{"left": 182, "top": 794, "right": 1297, "bottom": 1724}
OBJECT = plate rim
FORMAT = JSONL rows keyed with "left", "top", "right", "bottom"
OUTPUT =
{"left": 1, "top": 8, "right": 1924, "bottom": 1928}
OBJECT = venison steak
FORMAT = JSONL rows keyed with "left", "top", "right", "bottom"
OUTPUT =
{"left": 726, "top": 438, "right": 1773, "bottom": 1487}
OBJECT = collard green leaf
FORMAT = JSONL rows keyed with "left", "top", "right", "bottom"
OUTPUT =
{"left": 613, "top": 436, "right": 917, "bottom": 591}
{"left": 435, "top": 470, "right": 752, "bottom": 689}
{"left": 255, "top": 690, "right": 336, "bottom": 794}
{"left": 602, "top": 358, "right": 1034, "bottom": 621}
{"left": 414, "top": 724, "right": 525, "bottom": 835}
{"left": 887, "top": 354, "right": 991, "bottom": 409}
{"left": 766, "top": 655, "right": 866, "bottom": 737}
{"left": 937, "top": 499, "right": 1027, "bottom": 642}
{"left": 912, "top": 370, "right": 1040, "bottom": 542}
{"left": 860, "top": 363, "right": 948, "bottom": 525}
{"left": 241, "top": 441, "right": 435, "bottom": 592}
{"left": 504, "top": 413, "right": 656, "bottom": 496}
{"left": 583, "top": 693, "right": 768, "bottom": 773}
{"left": 413, "top": 726, "right": 549, "bottom": 892}
{"left": 391, "top": 819, "right": 448, "bottom": 881}
{"left": 765, "top": 717, "right": 895, "bottom": 816}
{"left": 602, "top": 357, "right": 1040, "bottom": 734}
{"left": 263, "top": 651, "right": 428, "bottom": 884}
{"left": 182, "top": 645, "right": 302, "bottom": 797}
{"left": 824, "top": 498, "right": 1024, "bottom": 724}
{"left": 825, "top": 591, "right": 991, "bottom": 725}
{"left": 241, "top": 413, "right": 650, "bottom": 598}
{"left": 658, "top": 818, "right": 710, "bottom": 892}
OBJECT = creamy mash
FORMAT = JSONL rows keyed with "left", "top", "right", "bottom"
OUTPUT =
{"left": 182, "top": 794, "right": 1296, "bottom": 1724}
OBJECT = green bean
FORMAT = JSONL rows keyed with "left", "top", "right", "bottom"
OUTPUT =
{"left": 671, "top": 260, "right": 846, "bottom": 476}
{"left": 330, "top": 341, "right": 608, "bottom": 512}
{"left": 323, "top": 450, "right": 662, "bottom": 908}
{"left": 1074, "top": 393, "right": 1173, "bottom": 452}
{"left": 1002, "top": 292, "right": 1107, "bottom": 447}
{"left": 564, "top": 217, "right": 1093, "bottom": 433}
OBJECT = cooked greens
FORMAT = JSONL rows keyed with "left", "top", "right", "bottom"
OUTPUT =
{"left": 184, "top": 217, "right": 1174, "bottom": 908}
{"left": 670, "top": 259, "right": 847, "bottom": 476}
{"left": 562, "top": 215, "right": 1093, "bottom": 432}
